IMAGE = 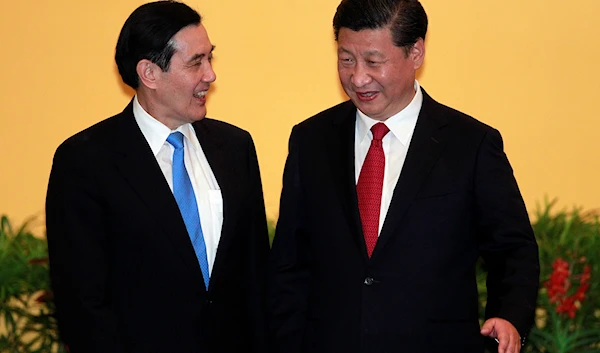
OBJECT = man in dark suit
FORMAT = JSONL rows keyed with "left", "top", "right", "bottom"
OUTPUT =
{"left": 268, "top": 0, "right": 539, "bottom": 352}
{"left": 46, "top": 2, "right": 269, "bottom": 352}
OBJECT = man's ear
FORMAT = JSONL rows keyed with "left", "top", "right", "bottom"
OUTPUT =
{"left": 410, "top": 38, "right": 425, "bottom": 70}
{"left": 136, "top": 59, "right": 159, "bottom": 89}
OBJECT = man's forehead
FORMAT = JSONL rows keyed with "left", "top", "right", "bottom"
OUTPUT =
{"left": 171, "top": 26, "right": 214, "bottom": 56}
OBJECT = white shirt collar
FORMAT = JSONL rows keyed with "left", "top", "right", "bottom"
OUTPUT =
{"left": 356, "top": 80, "right": 423, "bottom": 145}
{"left": 133, "top": 95, "right": 200, "bottom": 156}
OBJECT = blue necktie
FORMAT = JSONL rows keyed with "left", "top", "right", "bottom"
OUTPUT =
{"left": 167, "top": 132, "right": 210, "bottom": 290}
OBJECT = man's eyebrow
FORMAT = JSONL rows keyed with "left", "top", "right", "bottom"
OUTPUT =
{"left": 337, "top": 48, "right": 383, "bottom": 57}
{"left": 363, "top": 50, "right": 384, "bottom": 57}
{"left": 187, "top": 45, "right": 216, "bottom": 63}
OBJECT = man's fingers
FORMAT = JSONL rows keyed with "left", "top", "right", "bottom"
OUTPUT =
{"left": 480, "top": 318, "right": 521, "bottom": 353}
{"left": 497, "top": 331, "right": 510, "bottom": 353}
{"left": 512, "top": 334, "right": 521, "bottom": 353}
{"left": 497, "top": 332, "right": 521, "bottom": 353}
{"left": 480, "top": 318, "right": 495, "bottom": 335}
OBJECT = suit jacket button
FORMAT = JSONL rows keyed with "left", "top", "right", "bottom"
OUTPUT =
{"left": 364, "top": 277, "right": 374, "bottom": 286}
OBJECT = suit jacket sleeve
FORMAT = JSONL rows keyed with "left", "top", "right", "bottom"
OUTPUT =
{"left": 46, "top": 140, "right": 126, "bottom": 353}
{"left": 268, "top": 126, "right": 310, "bottom": 353}
{"left": 243, "top": 134, "right": 271, "bottom": 353}
{"left": 474, "top": 128, "right": 540, "bottom": 336}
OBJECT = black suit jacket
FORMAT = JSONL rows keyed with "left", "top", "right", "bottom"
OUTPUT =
{"left": 268, "top": 90, "right": 539, "bottom": 353}
{"left": 46, "top": 101, "right": 269, "bottom": 353}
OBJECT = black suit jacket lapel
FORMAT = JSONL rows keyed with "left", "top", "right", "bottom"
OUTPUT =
{"left": 371, "top": 90, "right": 448, "bottom": 261}
{"left": 328, "top": 102, "right": 370, "bottom": 263}
{"left": 111, "top": 102, "right": 204, "bottom": 282}
{"left": 192, "top": 120, "right": 242, "bottom": 283}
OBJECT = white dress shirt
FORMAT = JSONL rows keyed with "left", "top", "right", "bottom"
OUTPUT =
{"left": 133, "top": 96, "right": 223, "bottom": 274}
{"left": 355, "top": 80, "right": 423, "bottom": 235}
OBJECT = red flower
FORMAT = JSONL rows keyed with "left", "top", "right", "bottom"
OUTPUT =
{"left": 544, "top": 258, "right": 570, "bottom": 303}
{"left": 556, "top": 296, "right": 577, "bottom": 318}
{"left": 544, "top": 257, "right": 592, "bottom": 319}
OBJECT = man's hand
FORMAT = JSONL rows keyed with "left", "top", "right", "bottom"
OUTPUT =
{"left": 480, "top": 318, "right": 521, "bottom": 353}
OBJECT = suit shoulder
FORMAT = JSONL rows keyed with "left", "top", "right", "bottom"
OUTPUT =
{"left": 54, "top": 111, "right": 124, "bottom": 158}
{"left": 450, "top": 106, "right": 495, "bottom": 132}
{"left": 424, "top": 93, "right": 498, "bottom": 135}
{"left": 198, "top": 118, "right": 252, "bottom": 141}
{"left": 294, "top": 100, "right": 355, "bottom": 131}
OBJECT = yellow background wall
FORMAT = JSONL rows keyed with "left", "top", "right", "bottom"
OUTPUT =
{"left": 1, "top": 0, "right": 599, "bottom": 228}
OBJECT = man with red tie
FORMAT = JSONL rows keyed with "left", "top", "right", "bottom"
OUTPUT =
{"left": 267, "top": 0, "right": 539, "bottom": 352}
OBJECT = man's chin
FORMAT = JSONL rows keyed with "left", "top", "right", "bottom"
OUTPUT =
{"left": 190, "top": 108, "right": 208, "bottom": 121}
{"left": 191, "top": 115, "right": 207, "bottom": 122}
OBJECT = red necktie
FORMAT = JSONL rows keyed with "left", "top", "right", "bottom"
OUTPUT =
{"left": 357, "top": 122, "right": 390, "bottom": 258}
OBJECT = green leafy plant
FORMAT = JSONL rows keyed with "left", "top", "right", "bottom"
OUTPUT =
{"left": 478, "top": 201, "right": 600, "bottom": 353}
{"left": 526, "top": 201, "right": 600, "bottom": 353}
{"left": 267, "top": 219, "right": 276, "bottom": 247}
{"left": 0, "top": 215, "right": 66, "bottom": 353}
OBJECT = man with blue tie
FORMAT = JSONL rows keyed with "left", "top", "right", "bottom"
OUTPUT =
{"left": 45, "top": 2, "right": 269, "bottom": 352}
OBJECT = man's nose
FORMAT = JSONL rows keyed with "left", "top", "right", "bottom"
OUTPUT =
{"left": 350, "top": 64, "right": 371, "bottom": 87}
{"left": 203, "top": 64, "right": 216, "bottom": 83}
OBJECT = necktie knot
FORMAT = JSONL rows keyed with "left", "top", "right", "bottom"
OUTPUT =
{"left": 167, "top": 132, "right": 185, "bottom": 150}
{"left": 371, "top": 123, "right": 390, "bottom": 141}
